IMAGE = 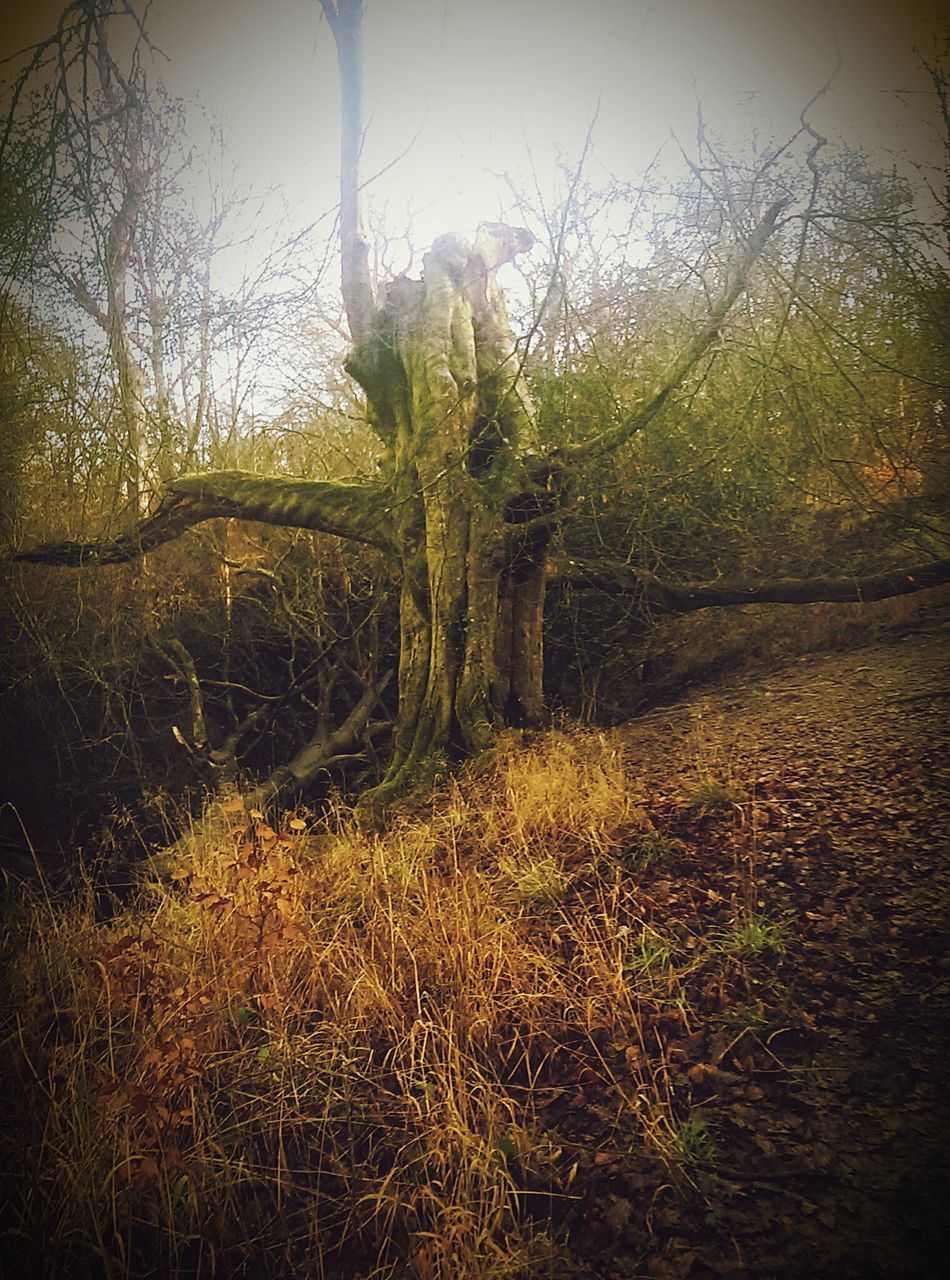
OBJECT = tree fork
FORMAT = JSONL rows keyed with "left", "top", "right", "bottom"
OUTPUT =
{"left": 14, "top": 2, "right": 948, "bottom": 815}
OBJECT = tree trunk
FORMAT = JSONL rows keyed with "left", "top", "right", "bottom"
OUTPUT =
{"left": 317, "top": 2, "right": 563, "bottom": 801}
{"left": 312, "top": 0, "right": 788, "bottom": 805}
{"left": 344, "top": 225, "right": 562, "bottom": 801}
{"left": 12, "top": 0, "right": 949, "bottom": 820}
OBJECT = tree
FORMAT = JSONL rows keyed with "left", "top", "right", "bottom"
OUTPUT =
{"left": 4, "top": 1, "right": 163, "bottom": 515}
{"left": 12, "top": 0, "right": 950, "bottom": 810}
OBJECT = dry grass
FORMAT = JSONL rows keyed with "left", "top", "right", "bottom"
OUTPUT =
{"left": 0, "top": 727, "right": 744, "bottom": 1279}
{"left": 679, "top": 716, "right": 747, "bottom": 816}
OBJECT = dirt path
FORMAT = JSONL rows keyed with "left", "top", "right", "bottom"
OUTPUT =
{"left": 564, "top": 616, "right": 950, "bottom": 1279}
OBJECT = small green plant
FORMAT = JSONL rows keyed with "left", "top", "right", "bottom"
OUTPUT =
{"left": 623, "top": 927, "right": 674, "bottom": 976}
{"left": 794, "top": 1056, "right": 840, "bottom": 1092}
{"left": 843, "top": 916, "right": 875, "bottom": 942}
{"left": 663, "top": 1115, "right": 717, "bottom": 1173}
{"left": 498, "top": 854, "right": 572, "bottom": 905}
{"left": 683, "top": 777, "right": 744, "bottom": 816}
{"left": 623, "top": 829, "right": 677, "bottom": 870}
{"left": 712, "top": 915, "right": 787, "bottom": 958}
{"left": 676, "top": 1117, "right": 720, "bottom": 1210}
{"left": 682, "top": 719, "right": 746, "bottom": 815}
{"left": 652, "top": 1114, "right": 722, "bottom": 1217}
{"left": 725, "top": 1004, "right": 771, "bottom": 1032}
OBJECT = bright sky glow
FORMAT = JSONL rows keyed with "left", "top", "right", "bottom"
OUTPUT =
{"left": 172, "top": 0, "right": 944, "bottom": 237}
{"left": 2, "top": 0, "right": 946, "bottom": 353}
{"left": 3, "top": 0, "right": 945, "bottom": 254}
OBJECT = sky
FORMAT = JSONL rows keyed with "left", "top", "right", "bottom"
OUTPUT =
{"left": 1, "top": 0, "right": 946, "bottom": 261}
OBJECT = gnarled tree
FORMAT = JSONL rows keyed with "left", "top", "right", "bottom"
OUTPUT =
{"left": 13, "top": 0, "right": 950, "bottom": 808}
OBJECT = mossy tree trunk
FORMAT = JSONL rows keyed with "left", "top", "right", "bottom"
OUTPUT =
{"left": 320, "top": 0, "right": 566, "bottom": 798}
{"left": 15, "top": 0, "right": 950, "bottom": 807}
{"left": 343, "top": 224, "right": 564, "bottom": 798}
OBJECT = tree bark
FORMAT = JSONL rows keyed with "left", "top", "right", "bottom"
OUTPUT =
{"left": 338, "top": 226, "right": 565, "bottom": 803}
{"left": 320, "top": 0, "right": 376, "bottom": 345}
{"left": 16, "top": 4, "right": 946, "bottom": 812}
{"left": 13, "top": 471, "right": 397, "bottom": 564}
{"left": 247, "top": 672, "right": 391, "bottom": 807}
{"left": 552, "top": 555, "right": 950, "bottom": 611}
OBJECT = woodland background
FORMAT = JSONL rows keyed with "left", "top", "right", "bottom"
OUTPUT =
{"left": 1, "top": 6, "right": 949, "bottom": 1279}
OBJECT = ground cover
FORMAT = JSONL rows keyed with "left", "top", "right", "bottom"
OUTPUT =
{"left": 552, "top": 612, "right": 950, "bottom": 1278}
{"left": 1, "top": 607, "right": 947, "bottom": 1279}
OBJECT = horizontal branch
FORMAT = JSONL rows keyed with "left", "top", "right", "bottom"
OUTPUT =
{"left": 12, "top": 470, "right": 398, "bottom": 566}
{"left": 551, "top": 555, "right": 950, "bottom": 614}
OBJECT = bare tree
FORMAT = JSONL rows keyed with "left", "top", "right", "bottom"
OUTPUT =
{"left": 14, "top": 0, "right": 950, "bottom": 809}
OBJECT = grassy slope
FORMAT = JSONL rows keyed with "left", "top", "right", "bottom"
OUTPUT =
{"left": 2, "top": 609, "right": 948, "bottom": 1279}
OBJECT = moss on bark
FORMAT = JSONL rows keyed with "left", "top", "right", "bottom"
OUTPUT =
{"left": 343, "top": 226, "right": 564, "bottom": 804}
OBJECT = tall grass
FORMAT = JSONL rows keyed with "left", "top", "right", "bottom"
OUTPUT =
{"left": 0, "top": 728, "right": 713, "bottom": 1279}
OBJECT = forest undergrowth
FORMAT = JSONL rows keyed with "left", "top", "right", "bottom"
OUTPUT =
{"left": 1, "top": 608, "right": 948, "bottom": 1280}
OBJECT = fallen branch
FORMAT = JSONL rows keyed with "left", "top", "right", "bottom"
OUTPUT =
{"left": 551, "top": 556, "right": 950, "bottom": 613}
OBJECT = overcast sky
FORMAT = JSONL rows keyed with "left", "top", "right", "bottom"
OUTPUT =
{"left": 2, "top": 0, "right": 946, "bottom": 254}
